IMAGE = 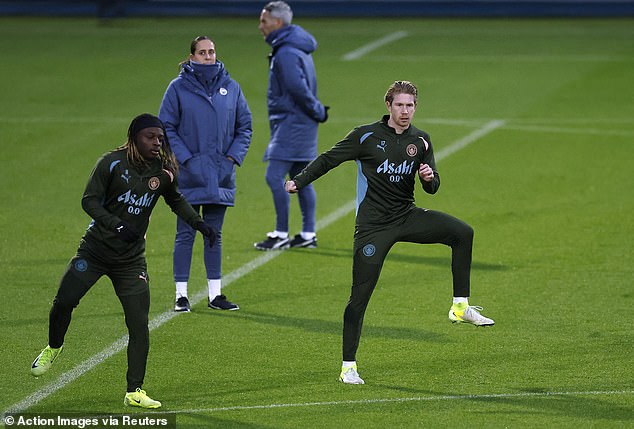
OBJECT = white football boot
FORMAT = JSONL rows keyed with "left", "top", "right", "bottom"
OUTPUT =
{"left": 449, "top": 304, "right": 495, "bottom": 326}
{"left": 339, "top": 364, "right": 365, "bottom": 384}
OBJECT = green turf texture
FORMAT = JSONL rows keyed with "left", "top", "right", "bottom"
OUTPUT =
{"left": 1, "top": 16, "right": 633, "bottom": 428}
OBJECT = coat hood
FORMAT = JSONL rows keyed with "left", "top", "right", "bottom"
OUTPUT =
{"left": 179, "top": 60, "right": 230, "bottom": 90}
{"left": 266, "top": 24, "right": 317, "bottom": 54}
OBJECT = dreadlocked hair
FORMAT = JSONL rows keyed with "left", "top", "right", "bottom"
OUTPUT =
{"left": 158, "top": 134, "right": 179, "bottom": 175}
{"left": 118, "top": 115, "right": 180, "bottom": 175}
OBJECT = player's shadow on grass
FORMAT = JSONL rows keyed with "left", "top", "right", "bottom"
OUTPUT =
{"left": 464, "top": 391, "right": 634, "bottom": 422}
{"left": 178, "top": 413, "right": 271, "bottom": 429}
{"left": 211, "top": 310, "right": 449, "bottom": 343}
{"left": 365, "top": 387, "right": 633, "bottom": 421}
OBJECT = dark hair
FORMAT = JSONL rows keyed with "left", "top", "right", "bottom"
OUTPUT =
{"left": 118, "top": 113, "right": 179, "bottom": 175}
{"left": 385, "top": 80, "right": 418, "bottom": 105}
{"left": 190, "top": 35, "right": 213, "bottom": 54}
{"left": 179, "top": 35, "right": 215, "bottom": 67}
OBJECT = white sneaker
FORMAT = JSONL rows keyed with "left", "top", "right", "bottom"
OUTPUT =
{"left": 339, "top": 365, "right": 365, "bottom": 384}
{"left": 449, "top": 304, "right": 494, "bottom": 326}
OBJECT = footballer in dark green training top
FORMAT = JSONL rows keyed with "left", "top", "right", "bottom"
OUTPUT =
{"left": 30, "top": 114, "right": 215, "bottom": 408}
{"left": 286, "top": 81, "right": 495, "bottom": 385}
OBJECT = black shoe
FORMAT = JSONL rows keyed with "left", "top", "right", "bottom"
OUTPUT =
{"left": 254, "top": 232, "right": 290, "bottom": 251}
{"left": 174, "top": 296, "right": 191, "bottom": 312}
{"left": 289, "top": 234, "right": 317, "bottom": 248}
{"left": 208, "top": 295, "right": 239, "bottom": 311}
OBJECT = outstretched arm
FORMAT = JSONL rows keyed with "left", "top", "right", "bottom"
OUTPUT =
{"left": 290, "top": 128, "right": 362, "bottom": 192}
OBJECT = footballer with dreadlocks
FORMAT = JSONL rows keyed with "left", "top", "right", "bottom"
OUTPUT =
{"left": 285, "top": 81, "right": 495, "bottom": 385}
{"left": 30, "top": 113, "right": 215, "bottom": 408}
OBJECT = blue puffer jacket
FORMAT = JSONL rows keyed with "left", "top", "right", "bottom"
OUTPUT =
{"left": 159, "top": 61, "right": 252, "bottom": 206}
{"left": 264, "top": 24, "right": 327, "bottom": 162}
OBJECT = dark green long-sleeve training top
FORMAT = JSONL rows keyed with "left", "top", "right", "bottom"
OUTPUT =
{"left": 80, "top": 149, "right": 202, "bottom": 262}
{"left": 293, "top": 115, "right": 441, "bottom": 229}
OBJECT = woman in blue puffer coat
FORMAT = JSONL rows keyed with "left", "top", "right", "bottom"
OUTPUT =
{"left": 159, "top": 36, "right": 252, "bottom": 312}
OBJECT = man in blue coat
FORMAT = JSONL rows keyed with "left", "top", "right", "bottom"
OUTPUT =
{"left": 159, "top": 36, "right": 252, "bottom": 312}
{"left": 255, "top": 1, "right": 329, "bottom": 251}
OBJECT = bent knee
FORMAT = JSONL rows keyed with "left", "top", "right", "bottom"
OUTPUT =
{"left": 461, "top": 223, "right": 474, "bottom": 240}
{"left": 448, "top": 221, "right": 474, "bottom": 246}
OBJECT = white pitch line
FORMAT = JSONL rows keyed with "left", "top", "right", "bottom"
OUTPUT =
{"left": 360, "top": 54, "right": 628, "bottom": 63}
{"left": 4, "top": 120, "right": 502, "bottom": 415}
{"left": 179, "top": 199, "right": 358, "bottom": 313}
{"left": 174, "top": 389, "right": 634, "bottom": 414}
{"left": 342, "top": 31, "right": 409, "bottom": 61}
{"left": 4, "top": 203, "right": 358, "bottom": 415}
{"left": 502, "top": 123, "right": 634, "bottom": 137}
{"left": 4, "top": 203, "right": 356, "bottom": 415}
{"left": 435, "top": 119, "right": 506, "bottom": 160}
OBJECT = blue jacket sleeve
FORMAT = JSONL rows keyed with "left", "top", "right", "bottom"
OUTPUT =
{"left": 225, "top": 88, "right": 253, "bottom": 166}
{"left": 274, "top": 50, "right": 325, "bottom": 122}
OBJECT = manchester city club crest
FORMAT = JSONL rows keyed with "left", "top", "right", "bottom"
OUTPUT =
{"left": 74, "top": 259, "right": 88, "bottom": 272}
{"left": 219, "top": 87, "right": 228, "bottom": 96}
{"left": 362, "top": 244, "right": 376, "bottom": 257}
{"left": 148, "top": 177, "right": 160, "bottom": 190}
{"left": 406, "top": 144, "right": 418, "bottom": 157}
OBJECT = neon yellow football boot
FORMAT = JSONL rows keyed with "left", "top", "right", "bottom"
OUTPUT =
{"left": 124, "top": 388, "right": 162, "bottom": 409}
{"left": 31, "top": 345, "right": 63, "bottom": 377}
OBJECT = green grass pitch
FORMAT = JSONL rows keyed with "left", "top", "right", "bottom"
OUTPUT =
{"left": 0, "top": 16, "right": 633, "bottom": 428}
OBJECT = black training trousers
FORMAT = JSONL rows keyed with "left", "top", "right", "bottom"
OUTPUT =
{"left": 48, "top": 250, "right": 151, "bottom": 392}
{"left": 343, "top": 207, "right": 474, "bottom": 361}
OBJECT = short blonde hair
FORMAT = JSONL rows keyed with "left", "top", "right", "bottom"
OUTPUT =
{"left": 385, "top": 80, "right": 418, "bottom": 105}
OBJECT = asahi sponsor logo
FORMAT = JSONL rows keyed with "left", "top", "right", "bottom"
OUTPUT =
{"left": 376, "top": 159, "right": 415, "bottom": 176}
{"left": 117, "top": 190, "right": 155, "bottom": 208}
